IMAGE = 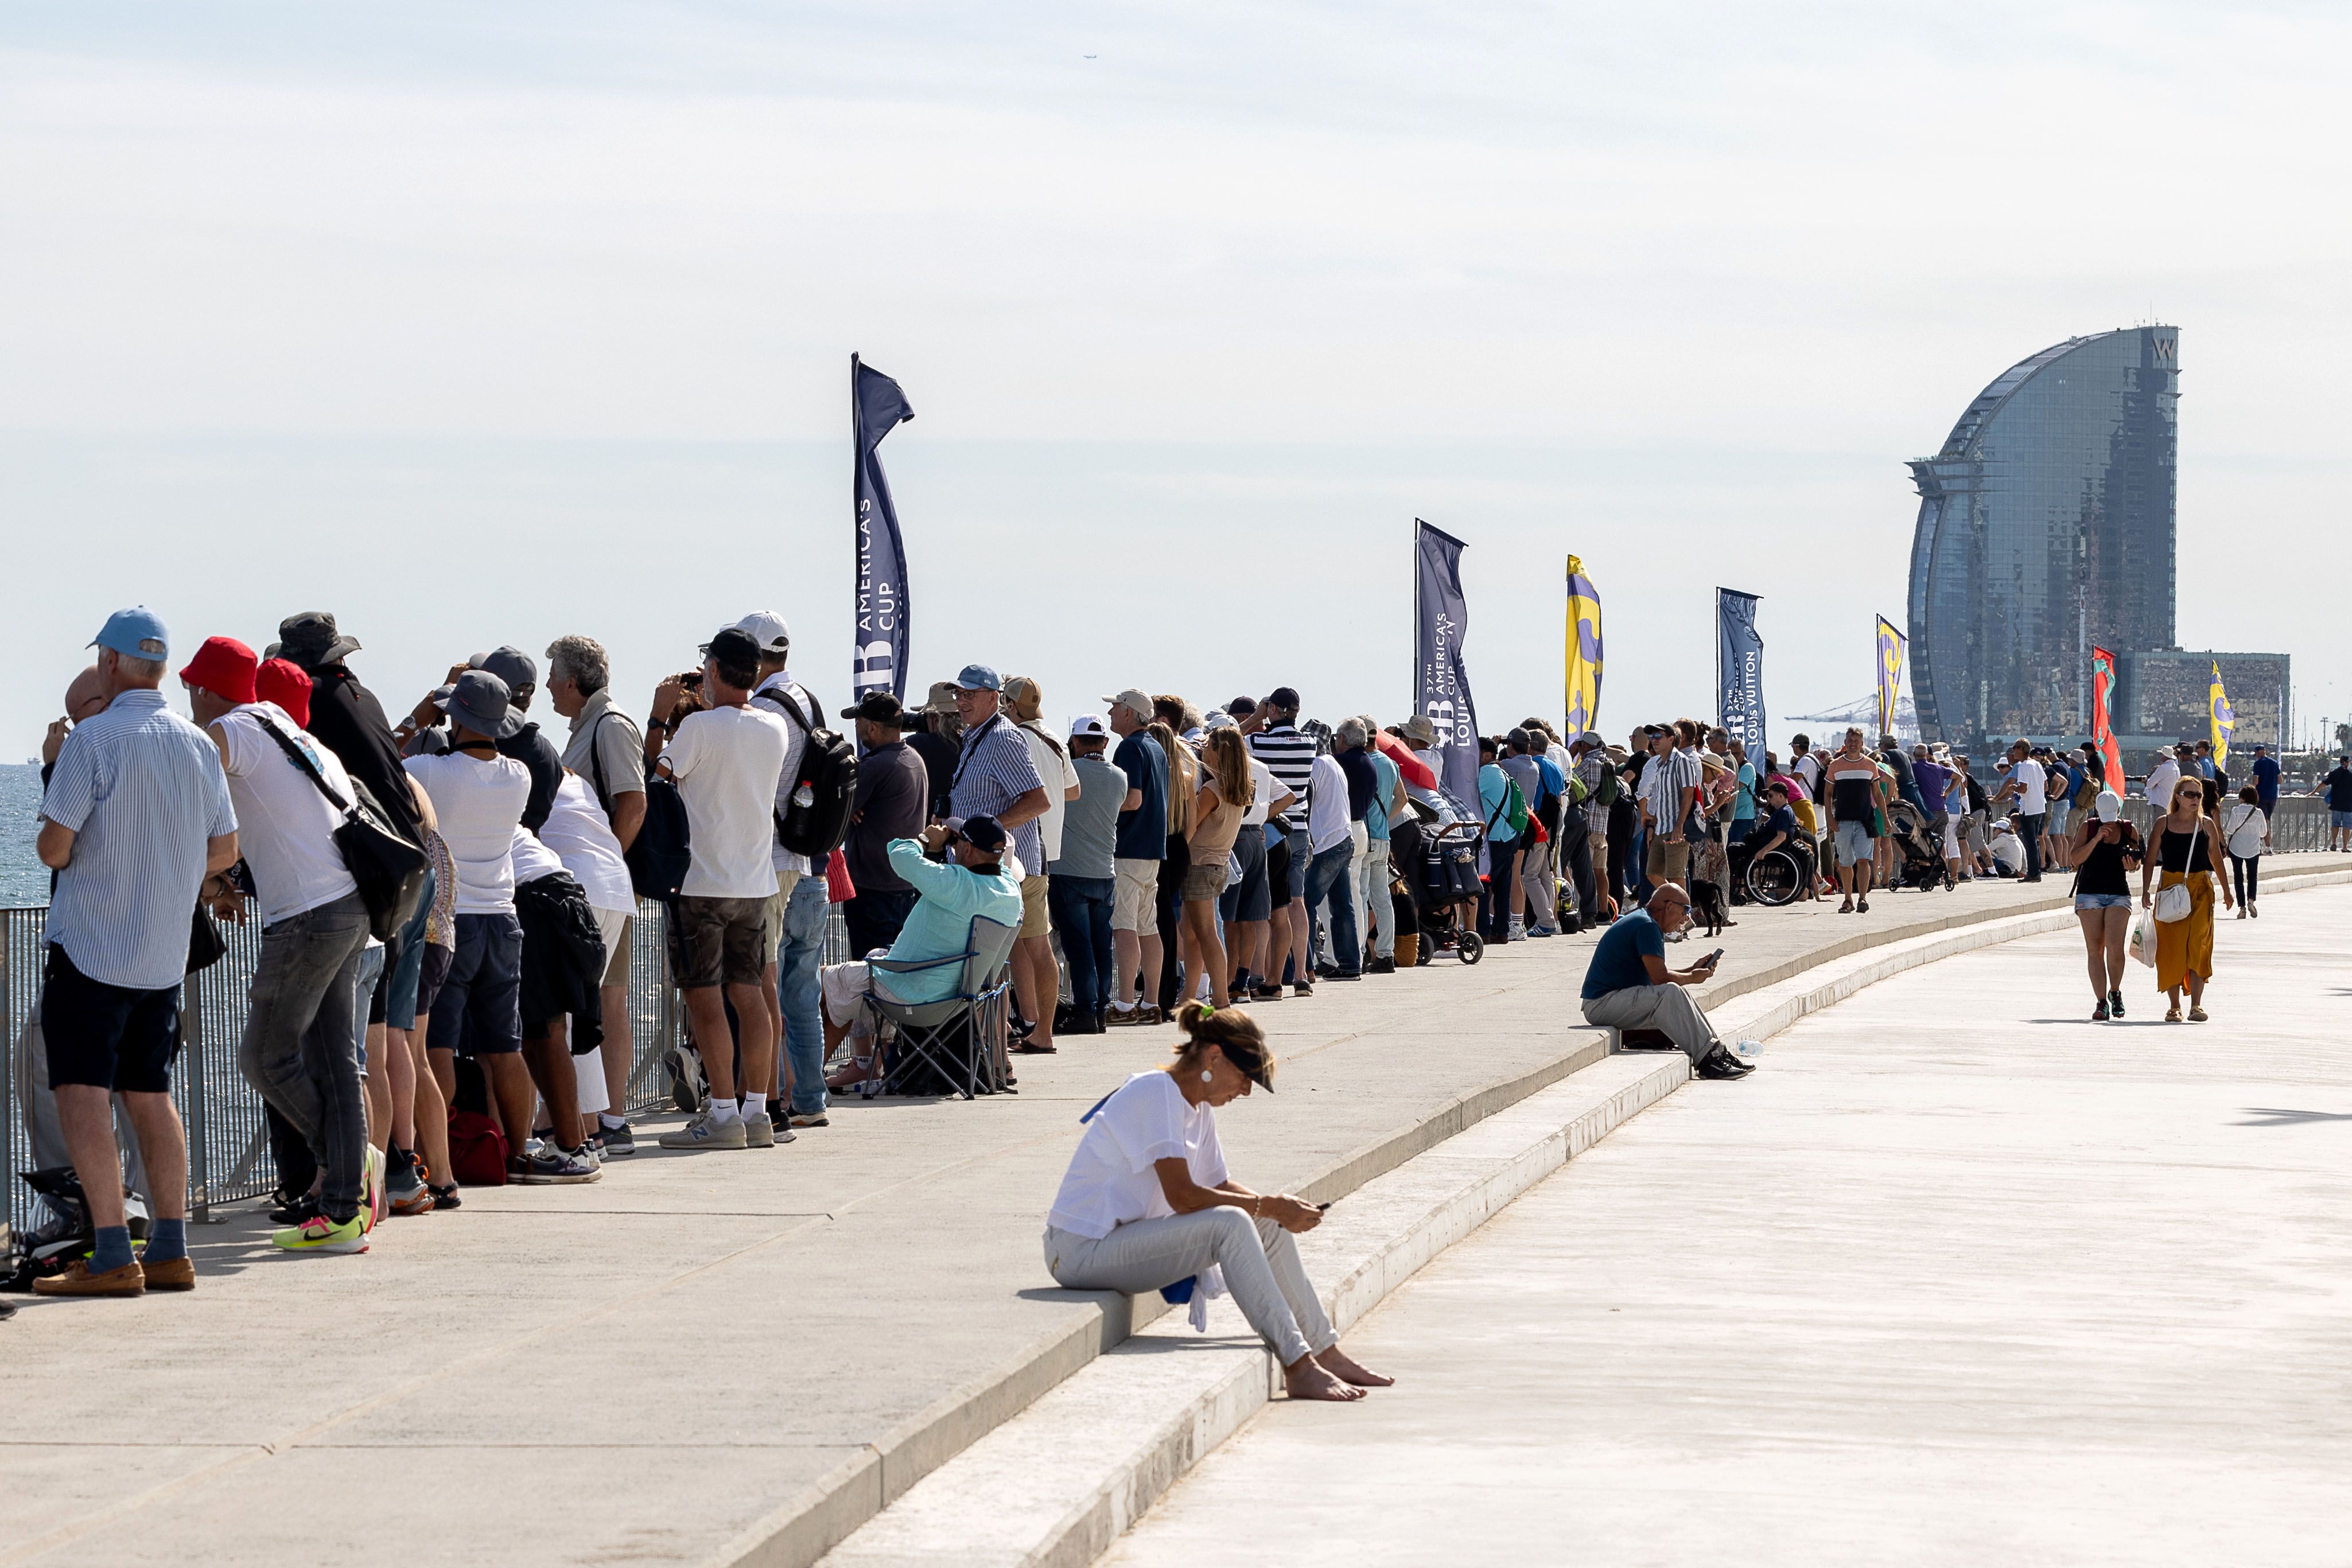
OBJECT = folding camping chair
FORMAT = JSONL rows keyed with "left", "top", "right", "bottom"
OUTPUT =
{"left": 867, "top": 914, "right": 1021, "bottom": 1100}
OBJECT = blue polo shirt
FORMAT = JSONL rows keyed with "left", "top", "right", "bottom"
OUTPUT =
{"left": 1364, "top": 748, "right": 1399, "bottom": 843}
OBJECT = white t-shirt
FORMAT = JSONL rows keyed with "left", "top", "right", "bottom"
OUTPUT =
{"left": 538, "top": 773, "right": 635, "bottom": 915}
{"left": 1306, "top": 753, "right": 1352, "bottom": 853}
{"left": 211, "top": 703, "right": 361, "bottom": 926}
{"left": 1047, "top": 1071, "right": 1227, "bottom": 1240}
{"left": 508, "top": 824, "right": 564, "bottom": 886}
{"left": 662, "top": 703, "right": 789, "bottom": 900}
{"left": 1238, "top": 757, "right": 1280, "bottom": 827}
{"left": 405, "top": 750, "right": 532, "bottom": 914}
{"left": 750, "top": 675, "right": 817, "bottom": 880}
{"left": 1017, "top": 722, "right": 1082, "bottom": 865}
{"left": 2145, "top": 759, "right": 2180, "bottom": 810}
{"left": 1991, "top": 825, "right": 2026, "bottom": 874}
{"left": 2007, "top": 758, "right": 2048, "bottom": 815}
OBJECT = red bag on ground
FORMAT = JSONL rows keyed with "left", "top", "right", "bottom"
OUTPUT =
{"left": 445, "top": 1111, "right": 510, "bottom": 1186}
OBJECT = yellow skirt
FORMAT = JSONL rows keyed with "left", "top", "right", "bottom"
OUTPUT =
{"left": 2154, "top": 870, "right": 2214, "bottom": 993}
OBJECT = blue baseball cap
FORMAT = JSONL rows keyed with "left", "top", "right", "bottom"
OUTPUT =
{"left": 90, "top": 606, "right": 170, "bottom": 662}
{"left": 953, "top": 663, "right": 1003, "bottom": 693}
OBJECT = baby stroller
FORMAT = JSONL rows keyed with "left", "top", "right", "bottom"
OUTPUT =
{"left": 1410, "top": 814, "right": 1487, "bottom": 964}
{"left": 1883, "top": 800, "right": 1953, "bottom": 892}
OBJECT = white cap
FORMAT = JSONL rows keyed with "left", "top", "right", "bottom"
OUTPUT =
{"left": 2093, "top": 789, "right": 2122, "bottom": 822}
{"left": 1068, "top": 713, "right": 1109, "bottom": 740}
{"left": 733, "top": 611, "right": 791, "bottom": 655}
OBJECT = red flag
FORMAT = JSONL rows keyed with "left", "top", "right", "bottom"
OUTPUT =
{"left": 2090, "top": 645, "right": 2124, "bottom": 794}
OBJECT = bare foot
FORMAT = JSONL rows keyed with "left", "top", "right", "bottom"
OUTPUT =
{"left": 1315, "top": 1345, "right": 1394, "bottom": 1388}
{"left": 1283, "top": 1357, "right": 1366, "bottom": 1402}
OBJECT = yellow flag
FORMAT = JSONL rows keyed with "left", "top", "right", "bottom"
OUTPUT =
{"left": 1565, "top": 556, "right": 1604, "bottom": 739}
{"left": 2209, "top": 662, "right": 2234, "bottom": 768}
{"left": 1875, "top": 616, "right": 1907, "bottom": 739}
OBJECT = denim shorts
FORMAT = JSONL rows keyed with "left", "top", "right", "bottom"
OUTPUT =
{"left": 1834, "top": 819, "right": 1875, "bottom": 867}
{"left": 2074, "top": 893, "right": 2132, "bottom": 911}
{"left": 431, "top": 912, "right": 523, "bottom": 1056}
{"left": 2334, "top": 810, "right": 2352, "bottom": 831}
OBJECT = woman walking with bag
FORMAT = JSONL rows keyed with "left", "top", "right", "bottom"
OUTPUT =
{"left": 2071, "top": 791, "right": 2141, "bottom": 1021}
{"left": 2221, "top": 784, "right": 2269, "bottom": 919}
{"left": 2141, "top": 775, "right": 2232, "bottom": 1021}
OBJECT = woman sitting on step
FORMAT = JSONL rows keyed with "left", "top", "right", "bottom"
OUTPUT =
{"left": 1042, "top": 1001, "right": 1390, "bottom": 1403}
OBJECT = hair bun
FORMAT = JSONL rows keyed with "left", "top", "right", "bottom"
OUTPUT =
{"left": 1180, "top": 998, "right": 1218, "bottom": 1028}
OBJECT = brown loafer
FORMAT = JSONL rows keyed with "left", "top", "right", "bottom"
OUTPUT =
{"left": 142, "top": 1255, "right": 196, "bottom": 1291}
{"left": 33, "top": 1259, "right": 145, "bottom": 1298}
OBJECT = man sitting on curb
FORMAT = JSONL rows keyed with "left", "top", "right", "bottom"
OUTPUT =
{"left": 1578, "top": 885, "right": 1754, "bottom": 1080}
{"left": 819, "top": 815, "right": 1025, "bottom": 1091}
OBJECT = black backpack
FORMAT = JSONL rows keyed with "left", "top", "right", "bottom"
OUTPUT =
{"left": 589, "top": 713, "right": 690, "bottom": 900}
{"left": 760, "top": 684, "right": 859, "bottom": 858}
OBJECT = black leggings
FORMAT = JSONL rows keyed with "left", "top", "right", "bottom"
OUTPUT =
{"left": 2231, "top": 853, "right": 2259, "bottom": 905}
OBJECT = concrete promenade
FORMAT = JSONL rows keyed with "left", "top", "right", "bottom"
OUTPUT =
{"left": 5, "top": 862, "right": 2342, "bottom": 1567}
{"left": 1103, "top": 881, "right": 2352, "bottom": 1567}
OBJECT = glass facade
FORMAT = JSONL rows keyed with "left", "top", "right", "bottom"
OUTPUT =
{"left": 1906, "top": 326, "right": 2179, "bottom": 750}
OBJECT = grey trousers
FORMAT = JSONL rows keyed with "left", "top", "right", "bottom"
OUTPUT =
{"left": 1519, "top": 838, "right": 1558, "bottom": 932}
{"left": 13, "top": 996, "right": 149, "bottom": 1201}
{"left": 1044, "top": 1208, "right": 1336, "bottom": 1367}
{"left": 1582, "top": 983, "right": 1719, "bottom": 1065}
{"left": 238, "top": 892, "right": 372, "bottom": 1221}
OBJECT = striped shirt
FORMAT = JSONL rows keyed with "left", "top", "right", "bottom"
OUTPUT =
{"left": 949, "top": 715, "right": 1047, "bottom": 877}
{"left": 1639, "top": 746, "right": 1701, "bottom": 834}
{"left": 1248, "top": 725, "right": 1317, "bottom": 831}
{"left": 41, "top": 689, "right": 238, "bottom": 990}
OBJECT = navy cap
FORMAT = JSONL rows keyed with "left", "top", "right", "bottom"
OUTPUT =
{"left": 947, "top": 814, "right": 1008, "bottom": 854}
{"left": 90, "top": 606, "right": 170, "bottom": 662}
{"left": 953, "top": 663, "right": 1003, "bottom": 693}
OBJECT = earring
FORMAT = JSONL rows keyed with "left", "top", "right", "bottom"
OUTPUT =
{"left": 1201, "top": 1069, "right": 1214, "bottom": 1083}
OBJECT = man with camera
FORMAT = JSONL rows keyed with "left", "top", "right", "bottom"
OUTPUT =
{"left": 644, "top": 626, "right": 790, "bottom": 1152}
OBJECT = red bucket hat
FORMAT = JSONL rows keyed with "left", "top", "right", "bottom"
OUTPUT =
{"left": 178, "top": 636, "right": 258, "bottom": 706}
{"left": 255, "top": 657, "right": 313, "bottom": 727}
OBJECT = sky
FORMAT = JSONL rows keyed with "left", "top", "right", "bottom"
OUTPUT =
{"left": 3, "top": 1, "right": 2350, "bottom": 753}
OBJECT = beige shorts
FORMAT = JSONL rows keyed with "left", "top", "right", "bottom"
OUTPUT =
{"left": 595, "top": 908, "right": 632, "bottom": 988}
{"left": 760, "top": 870, "right": 803, "bottom": 960}
{"left": 1113, "top": 858, "right": 1159, "bottom": 932}
{"left": 1021, "top": 874, "right": 1051, "bottom": 939}
{"left": 819, "top": 960, "right": 914, "bottom": 1039}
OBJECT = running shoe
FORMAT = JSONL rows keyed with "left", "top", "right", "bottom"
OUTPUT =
{"left": 743, "top": 1114, "right": 777, "bottom": 1149}
{"left": 2109, "top": 990, "right": 2125, "bottom": 1018}
{"left": 269, "top": 1193, "right": 320, "bottom": 1227}
{"left": 596, "top": 1119, "right": 636, "bottom": 1157}
{"left": 387, "top": 1148, "right": 434, "bottom": 1216}
{"left": 789, "top": 1111, "right": 829, "bottom": 1128}
{"left": 362, "top": 1145, "right": 388, "bottom": 1231}
{"left": 274, "top": 1212, "right": 368, "bottom": 1254}
{"left": 511, "top": 1143, "right": 602, "bottom": 1184}
{"left": 658, "top": 1112, "right": 748, "bottom": 1151}
{"left": 2093, "top": 999, "right": 2110, "bottom": 1021}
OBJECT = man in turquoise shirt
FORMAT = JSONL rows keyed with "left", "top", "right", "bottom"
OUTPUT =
{"left": 1359, "top": 734, "right": 1403, "bottom": 971}
{"left": 818, "top": 815, "right": 1024, "bottom": 1081}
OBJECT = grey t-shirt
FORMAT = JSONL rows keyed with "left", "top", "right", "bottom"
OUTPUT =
{"left": 1053, "top": 754, "right": 1126, "bottom": 880}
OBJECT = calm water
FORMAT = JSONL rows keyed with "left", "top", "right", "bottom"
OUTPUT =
{"left": 2, "top": 764, "right": 45, "bottom": 908}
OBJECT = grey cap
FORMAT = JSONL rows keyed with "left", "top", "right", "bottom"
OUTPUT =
{"left": 472, "top": 645, "right": 538, "bottom": 694}
{"left": 440, "top": 670, "right": 513, "bottom": 739}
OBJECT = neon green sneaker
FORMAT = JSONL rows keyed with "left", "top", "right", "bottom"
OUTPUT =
{"left": 273, "top": 1211, "right": 369, "bottom": 1254}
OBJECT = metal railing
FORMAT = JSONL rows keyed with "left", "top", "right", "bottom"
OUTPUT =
{"left": 3, "top": 898, "right": 853, "bottom": 1238}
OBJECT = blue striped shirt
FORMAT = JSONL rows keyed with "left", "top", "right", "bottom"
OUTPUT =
{"left": 41, "top": 689, "right": 238, "bottom": 990}
{"left": 948, "top": 715, "right": 1047, "bottom": 877}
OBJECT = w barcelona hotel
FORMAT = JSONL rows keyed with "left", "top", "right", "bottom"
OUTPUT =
{"left": 1904, "top": 325, "right": 2289, "bottom": 758}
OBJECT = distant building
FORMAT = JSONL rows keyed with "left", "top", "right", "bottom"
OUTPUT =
{"left": 1906, "top": 326, "right": 2180, "bottom": 753}
{"left": 2123, "top": 650, "right": 2291, "bottom": 750}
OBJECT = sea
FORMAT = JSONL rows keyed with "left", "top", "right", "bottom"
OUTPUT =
{"left": 2, "top": 764, "right": 45, "bottom": 909}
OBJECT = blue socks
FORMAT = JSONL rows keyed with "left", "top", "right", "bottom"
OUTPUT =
{"left": 91, "top": 1225, "right": 134, "bottom": 1274}
{"left": 146, "top": 1217, "right": 187, "bottom": 1264}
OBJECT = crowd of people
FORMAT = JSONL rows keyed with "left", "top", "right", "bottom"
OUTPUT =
{"left": 14, "top": 601, "right": 2330, "bottom": 1303}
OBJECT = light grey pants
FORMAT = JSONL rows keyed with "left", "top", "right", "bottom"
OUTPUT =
{"left": 1357, "top": 838, "right": 1394, "bottom": 959}
{"left": 1044, "top": 1208, "right": 1336, "bottom": 1367}
{"left": 1519, "top": 838, "right": 1558, "bottom": 932}
{"left": 1582, "top": 983, "right": 1719, "bottom": 1065}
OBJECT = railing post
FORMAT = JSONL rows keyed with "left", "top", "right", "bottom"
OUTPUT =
{"left": 184, "top": 962, "right": 212, "bottom": 1224}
